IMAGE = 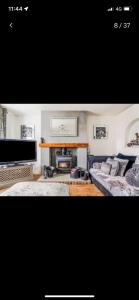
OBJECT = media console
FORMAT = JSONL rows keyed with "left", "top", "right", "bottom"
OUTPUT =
{"left": 0, "top": 164, "right": 33, "bottom": 189}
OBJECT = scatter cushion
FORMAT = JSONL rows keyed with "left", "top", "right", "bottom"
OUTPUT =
{"left": 106, "top": 157, "right": 113, "bottom": 164}
{"left": 101, "top": 162, "right": 111, "bottom": 175}
{"left": 125, "top": 167, "right": 138, "bottom": 187}
{"left": 135, "top": 156, "right": 139, "bottom": 164}
{"left": 117, "top": 153, "right": 136, "bottom": 174}
{"left": 106, "top": 158, "right": 120, "bottom": 176}
{"left": 114, "top": 157, "right": 129, "bottom": 177}
{"left": 93, "top": 162, "right": 102, "bottom": 169}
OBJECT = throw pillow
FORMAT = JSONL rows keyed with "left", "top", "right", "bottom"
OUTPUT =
{"left": 101, "top": 162, "right": 111, "bottom": 175}
{"left": 114, "top": 157, "right": 129, "bottom": 177}
{"left": 93, "top": 162, "right": 102, "bottom": 169}
{"left": 106, "top": 157, "right": 113, "bottom": 164}
{"left": 117, "top": 153, "right": 136, "bottom": 174}
{"left": 135, "top": 156, "right": 139, "bottom": 164}
{"left": 106, "top": 158, "right": 120, "bottom": 176}
{"left": 125, "top": 166, "right": 139, "bottom": 187}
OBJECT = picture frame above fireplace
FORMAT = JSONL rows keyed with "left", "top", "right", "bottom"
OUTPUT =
{"left": 50, "top": 117, "right": 78, "bottom": 136}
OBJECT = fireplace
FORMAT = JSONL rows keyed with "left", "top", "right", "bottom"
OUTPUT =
{"left": 56, "top": 154, "right": 76, "bottom": 173}
{"left": 39, "top": 143, "right": 88, "bottom": 171}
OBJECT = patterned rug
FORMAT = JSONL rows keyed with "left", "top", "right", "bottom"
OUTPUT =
{"left": 38, "top": 173, "right": 91, "bottom": 185}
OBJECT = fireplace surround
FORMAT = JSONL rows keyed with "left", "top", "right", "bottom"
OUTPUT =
{"left": 40, "top": 143, "right": 88, "bottom": 171}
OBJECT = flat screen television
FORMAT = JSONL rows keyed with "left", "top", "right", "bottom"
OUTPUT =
{"left": 0, "top": 139, "right": 37, "bottom": 165}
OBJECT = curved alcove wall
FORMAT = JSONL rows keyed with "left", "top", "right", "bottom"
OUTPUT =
{"left": 125, "top": 118, "right": 139, "bottom": 147}
{"left": 115, "top": 105, "right": 139, "bottom": 155}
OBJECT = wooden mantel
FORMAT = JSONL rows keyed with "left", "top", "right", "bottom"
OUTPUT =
{"left": 39, "top": 143, "right": 88, "bottom": 148}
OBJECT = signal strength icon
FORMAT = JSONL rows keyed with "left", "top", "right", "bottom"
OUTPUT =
{"left": 107, "top": 7, "right": 114, "bottom": 12}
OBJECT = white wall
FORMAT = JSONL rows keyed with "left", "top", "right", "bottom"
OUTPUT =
{"left": 18, "top": 113, "right": 41, "bottom": 174}
{"left": 87, "top": 113, "right": 117, "bottom": 155}
{"left": 115, "top": 104, "right": 139, "bottom": 155}
{"left": 87, "top": 105, "right": 139, "bottom": 156}
{"left": 127, "top": 120, "right": 139, "bottom": 144}
{"left": 6, "top": 111, "right": 20, "bottom": 139}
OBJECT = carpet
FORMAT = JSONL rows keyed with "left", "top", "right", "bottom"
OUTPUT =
{"left": 38, "top": 173, "right": 91, "bottom": 185}
{"left": 0, "top": 182, "right": 70, "bottom": 196}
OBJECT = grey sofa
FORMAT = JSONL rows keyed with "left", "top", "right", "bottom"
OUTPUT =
{"left": 88, "top": 154, "right": 136, "bottom": 196}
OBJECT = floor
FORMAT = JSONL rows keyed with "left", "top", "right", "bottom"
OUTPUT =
{"left": 0, "top": 175, "right": 104, "bottom": 196}
{"left": 69, "top": 183, "right": 104, "bottom": 196}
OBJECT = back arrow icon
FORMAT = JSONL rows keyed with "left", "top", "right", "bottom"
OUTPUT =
{"left": 10, "top": 22, "right": 13, "bottom": 28}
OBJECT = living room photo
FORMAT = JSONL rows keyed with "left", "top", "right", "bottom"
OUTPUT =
{"left": 0, "top": 103, "right": 139, "bottom": 197}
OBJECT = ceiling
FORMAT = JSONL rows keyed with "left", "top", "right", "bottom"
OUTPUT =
{"left": 1, "top": 104, "right": 133, "bottom": 116}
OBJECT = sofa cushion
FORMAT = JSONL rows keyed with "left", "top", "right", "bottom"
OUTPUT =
{"left": 89, "top": 168, "right": 111, "bottom": 191}
{"left": 135, "top": 156, "right": 139, "bottom": 164}
{"left": 101, "top": 162, "right": 111, "bottom": 175}
{"left": 93, "top": 162, "right": 102, "bottom": 169}
{"left": 114, "top": 157, "right": 129, "bottom": 177}
{"left": 117, "top": 153, "right": 136, "bottom": 174}
{"left": 125, "top": 165, "right": 139, "bottom": 187}
{"left": 106, "top": 157, "right": 113, "bottom": 163}
{"left": 106, "top": 158, "right": 120, "bottom": 176}
{"left": 105, "top": 176, "right": 134, "bottom": 196}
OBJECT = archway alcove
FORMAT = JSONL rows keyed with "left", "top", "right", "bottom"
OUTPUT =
{"left": 125, "top": 118, "right": 139, "bottom": 147}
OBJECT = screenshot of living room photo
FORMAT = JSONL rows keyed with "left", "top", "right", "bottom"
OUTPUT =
{"left": 1, "top": 0, "right": 138, "bottom": 299}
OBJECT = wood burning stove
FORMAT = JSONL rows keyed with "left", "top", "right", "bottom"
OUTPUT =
{"left": 56, "top": 155, "right": 77, "bottom": 173}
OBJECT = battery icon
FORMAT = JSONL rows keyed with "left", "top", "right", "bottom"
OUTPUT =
{"left": 123, "top": 6, "right": 132, "bottom": 11}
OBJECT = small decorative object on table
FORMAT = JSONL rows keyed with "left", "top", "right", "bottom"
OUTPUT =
{"left": 125, "top": 164, "right": 139, "bottom": 196}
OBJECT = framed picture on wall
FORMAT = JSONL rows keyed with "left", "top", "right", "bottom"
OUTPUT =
{"left": 50, "top": 117, "right": 78, "bottom": 136}
{"left": 21, "top": 125, "right": 35, "bottom": 139}
{"left": 93, "top": 125, "right": 108, "bottom": 139}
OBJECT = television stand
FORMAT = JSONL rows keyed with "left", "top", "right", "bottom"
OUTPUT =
{"left": 0, "top": 164, "right": 33, "bottom": 189}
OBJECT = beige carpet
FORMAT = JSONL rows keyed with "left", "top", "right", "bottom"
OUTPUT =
{"left": 38, "top": 173, "right": 91, "bottom": 185}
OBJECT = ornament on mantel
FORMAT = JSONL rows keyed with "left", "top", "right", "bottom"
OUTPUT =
{"left": 40, "top": 137, "right": 45, "bottom": 143}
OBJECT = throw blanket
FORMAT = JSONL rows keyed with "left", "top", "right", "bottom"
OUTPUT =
{"left": 0, "top": 182, "right": 70, "bottom": 196}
